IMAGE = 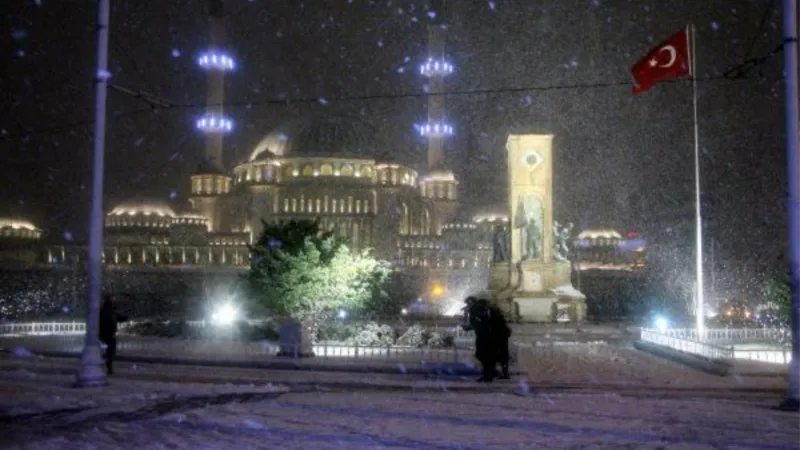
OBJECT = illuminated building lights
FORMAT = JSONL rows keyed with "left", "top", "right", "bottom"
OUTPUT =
{"left": 196, "top": 115, "right": 234, "bottom": 133}
{"left": 197, "top": 51, "right": 235, "bottom": 71}
{"left": 418, "top": 122, "right": 454, "bottom": 137}
{"left": 419, "top": 58, "right": 454, "bottom": 77}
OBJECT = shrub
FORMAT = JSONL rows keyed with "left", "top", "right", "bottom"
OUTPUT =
{"left": 347, "top": 321, "right": 396, "bottom": 346}
{"left": 426, "top": 331, "right": 447, "bottom": 348}
{"left": 396, "top": 324, "right": 428, "bottom": 347}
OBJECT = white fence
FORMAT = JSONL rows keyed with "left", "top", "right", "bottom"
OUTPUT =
{"left": 641, "top": 328, "right": 792, "bottom": 365}
{"left": 733, "top": 349, "right": 793, "bottom": 365}
{"left": 0, "top": 334, "right": 477, "bottom": 364}
{"left": 660, "top": 327, "right": 789, "bottom": 343}
{"left": 0, "top": 319, "right": 469, "bottom": 337}
{"left": 640, "top": 328, "right": 734, "bottom": 360}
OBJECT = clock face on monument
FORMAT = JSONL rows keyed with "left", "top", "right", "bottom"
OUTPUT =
{"left": 523, "top": 150, "right": 542, "bottom": 170}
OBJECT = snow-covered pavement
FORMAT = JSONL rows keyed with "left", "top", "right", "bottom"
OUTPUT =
{"left": 1, "top": 372, "right": 797, "bottom": 450}
{"left": 0, "top": 342, "right": 795, "bottom": 449}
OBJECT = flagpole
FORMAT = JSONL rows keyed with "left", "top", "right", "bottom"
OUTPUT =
{"left": 690, "top": 24, "right": 706, "bottom": 338}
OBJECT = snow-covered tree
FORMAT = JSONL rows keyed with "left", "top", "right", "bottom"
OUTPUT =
{"left": 245, "top": 219, "right": 390, "bottom": 338}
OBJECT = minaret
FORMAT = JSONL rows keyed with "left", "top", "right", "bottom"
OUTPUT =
{"left": 416, "top": 0, "right": 458, "bottom": 235}
{"left": 195, "top": 0, "right": 234, "bottom": 170}
{"left": 418, "top": 1, "right": 454, "bottom": 171}
{"left": 189, "top": 0, "right": 234, "bottom": 232}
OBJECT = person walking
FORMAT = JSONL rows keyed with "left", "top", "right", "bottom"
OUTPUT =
{"left": 487, "top": 302, "right": 512, "bottom": 380}
{"left": 462, "top": 297, "right": 497, "bottom": 382}
{"left": 99, "top": 294, "right": 126, "bottom": 375}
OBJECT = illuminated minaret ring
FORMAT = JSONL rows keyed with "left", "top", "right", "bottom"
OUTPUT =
{"left": 417, "top": 11, "right": 454, "bottom": 171}
{"left": 196, "top": 0, "right": 234, "bottom": 170}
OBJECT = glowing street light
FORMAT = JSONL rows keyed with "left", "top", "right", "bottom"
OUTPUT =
{"left": 211, "top": 303, "right": 238, "bottom": 326}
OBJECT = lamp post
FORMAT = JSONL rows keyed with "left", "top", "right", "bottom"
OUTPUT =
{"left": 780, "top": 0, "right": 800, "bottom": 412}
{"left": 75, "top": 0, "right": 111, "bottom": 388}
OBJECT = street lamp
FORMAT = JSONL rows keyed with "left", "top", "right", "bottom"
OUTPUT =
{"left": 779, "top": 0, "right": 800, "bottom": 412}
{"left": 75, "top": 0, "right": 111, "bottom": 387}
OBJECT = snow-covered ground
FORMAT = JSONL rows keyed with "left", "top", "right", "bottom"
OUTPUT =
{"left": 0, "top": 343, "right": 794, "bottom": 449}
{"left": 1, "top": 374, "right": 796, "bottom": 450}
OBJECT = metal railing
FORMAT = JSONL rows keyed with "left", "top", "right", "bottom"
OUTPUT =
{"left": 0, "top": 318, "right": 468, "bottom": 336}
{"left": 660, "top": 327, "right": 789, "bottom": 343}
{"left": 0, "top": 334, "right": 480, "bottom": 364}
{"left": 733, "top": 348, "right": 793, "bottom": 365}
{"left": 0, "top": 321, "right": 87, "bottom": 335}
{"left": 640, "top": 328, "right": 734, "bottom": 361}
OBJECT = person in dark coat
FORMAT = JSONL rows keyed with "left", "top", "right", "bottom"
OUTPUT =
{"left": 99, "top": 294, "right": 126, "bottom": 375}
{"left": 486, "top": 303, "right": 512, "bottom": 379}
{"left": 462, "top": 297, "right": 497, "bottom": 382}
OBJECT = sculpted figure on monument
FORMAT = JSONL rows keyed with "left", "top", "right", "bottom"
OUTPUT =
{"left": 492, "top": 225, "right": 509, "bottom": 262}
{"left": 515, "top": 195, "right": 543, "bottom": 260}
{"left": 553, "top": 221, "right": 574, "bottom": 262}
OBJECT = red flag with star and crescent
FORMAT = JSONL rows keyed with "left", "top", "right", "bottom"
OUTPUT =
{"left": 631, "top": 27, "right": 692, "bottom": 94}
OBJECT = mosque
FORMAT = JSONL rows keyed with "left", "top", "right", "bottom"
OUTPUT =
{"left": 0, "top": 1, "right": 645, "bottom": 317}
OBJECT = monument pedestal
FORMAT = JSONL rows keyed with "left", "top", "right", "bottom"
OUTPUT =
{"left": 489, "top": 260, "right": 586, "bottom": 323}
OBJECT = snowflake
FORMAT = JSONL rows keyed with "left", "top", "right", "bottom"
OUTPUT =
{"left": 11, "top": 29, "right": 27, "bottom": 41}
{"left": 397, "top": 67, "right": 406, "bottom": 73}
{"left": 711, "top": 21, "right": 720, "bottom": 31}
{"left": 488, "top": 1, "right": 496, "bottom": 11}
{"left": 427, "top": 11, "right": 437, "bottom": 20}
{"left": 171, "top": 49, "right": 181, "bottom": 57}
{"left": 377, "top": 40, "right": 384, "bottom": 48}
{"left": 318, "top": 97, "right": 328, "bottom": 105}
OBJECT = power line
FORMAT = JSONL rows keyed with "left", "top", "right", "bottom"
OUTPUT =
{"left": 0, "top": 107, "right": 163, "bottom": 144}
{"left": 139, "top": 74, "right": 755, "bottom": 111}
{"left": 744, "top": 0, "right": 778, "bottom": 62}
{"left": 0, "top": 74, "right": 770, "bottom": 146}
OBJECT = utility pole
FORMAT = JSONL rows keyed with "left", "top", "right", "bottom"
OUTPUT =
{"left": 75, "top": 0, "right": 111, "bottom": 387}
{"left": 780, "top": 0, "right": 800, "bottom": 412}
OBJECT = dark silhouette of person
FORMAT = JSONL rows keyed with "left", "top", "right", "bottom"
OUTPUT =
{"left": 486, "top": 302, "right": 512, "bottom": 379}
{"left": 462, "top": 297, "right": 497, "bottom": 382}
{"left": 99, "top": 294, "right": 126, "bottom": 375}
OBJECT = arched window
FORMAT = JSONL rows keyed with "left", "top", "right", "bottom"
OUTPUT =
{"left": 301, "top": 164, "right": 314, "bottom": 177}
{"left": 400, "top": 202, "right": 410, "bottom": 235}
{"left": 340, "top": 164, "right": 354, "bottom": 177}
{"left": 421, "top": 208, "right": 431, "bottom": 236}
{"left": 282, "top": 165, "right": 294, "bottom": 179}
{"left": 264, "top": 165, "right": 275, "bottom": 181}
{"left": 361, "top": 166, "right": 373, "bottom": 179}
{"left": 320, "top": 163, "right": 333, "bottom": 176}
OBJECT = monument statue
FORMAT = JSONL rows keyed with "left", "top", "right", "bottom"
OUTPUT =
{"left": 492, "top": 225, "right": 509, "bottom": 262}
{"left": 515, "top": 195, "right": 543, "bottom": 260}
{"left": 552, "top": 221, "right": 574, "bottom": 262}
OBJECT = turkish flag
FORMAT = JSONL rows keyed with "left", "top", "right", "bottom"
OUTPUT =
{"left": 631, "top": 27, "right": 692, "bottom": 94}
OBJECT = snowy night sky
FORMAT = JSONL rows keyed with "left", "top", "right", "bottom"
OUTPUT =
{"left": 0, "top": 0, "right": 788, "bottom": 292}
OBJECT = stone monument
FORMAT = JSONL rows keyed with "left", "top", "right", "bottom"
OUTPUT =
{"left": 488, "top": 134, "right": 586, "bottom": 322}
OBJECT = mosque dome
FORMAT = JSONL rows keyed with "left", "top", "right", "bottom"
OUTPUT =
{"left": 107, "top": 198, "right": 177, "bottom": 218}
{"left": 0, "top": 218, "right": 42, "bottom": 240}
{"left": 249, "top": 114, "right": 377, "bottom": 161}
